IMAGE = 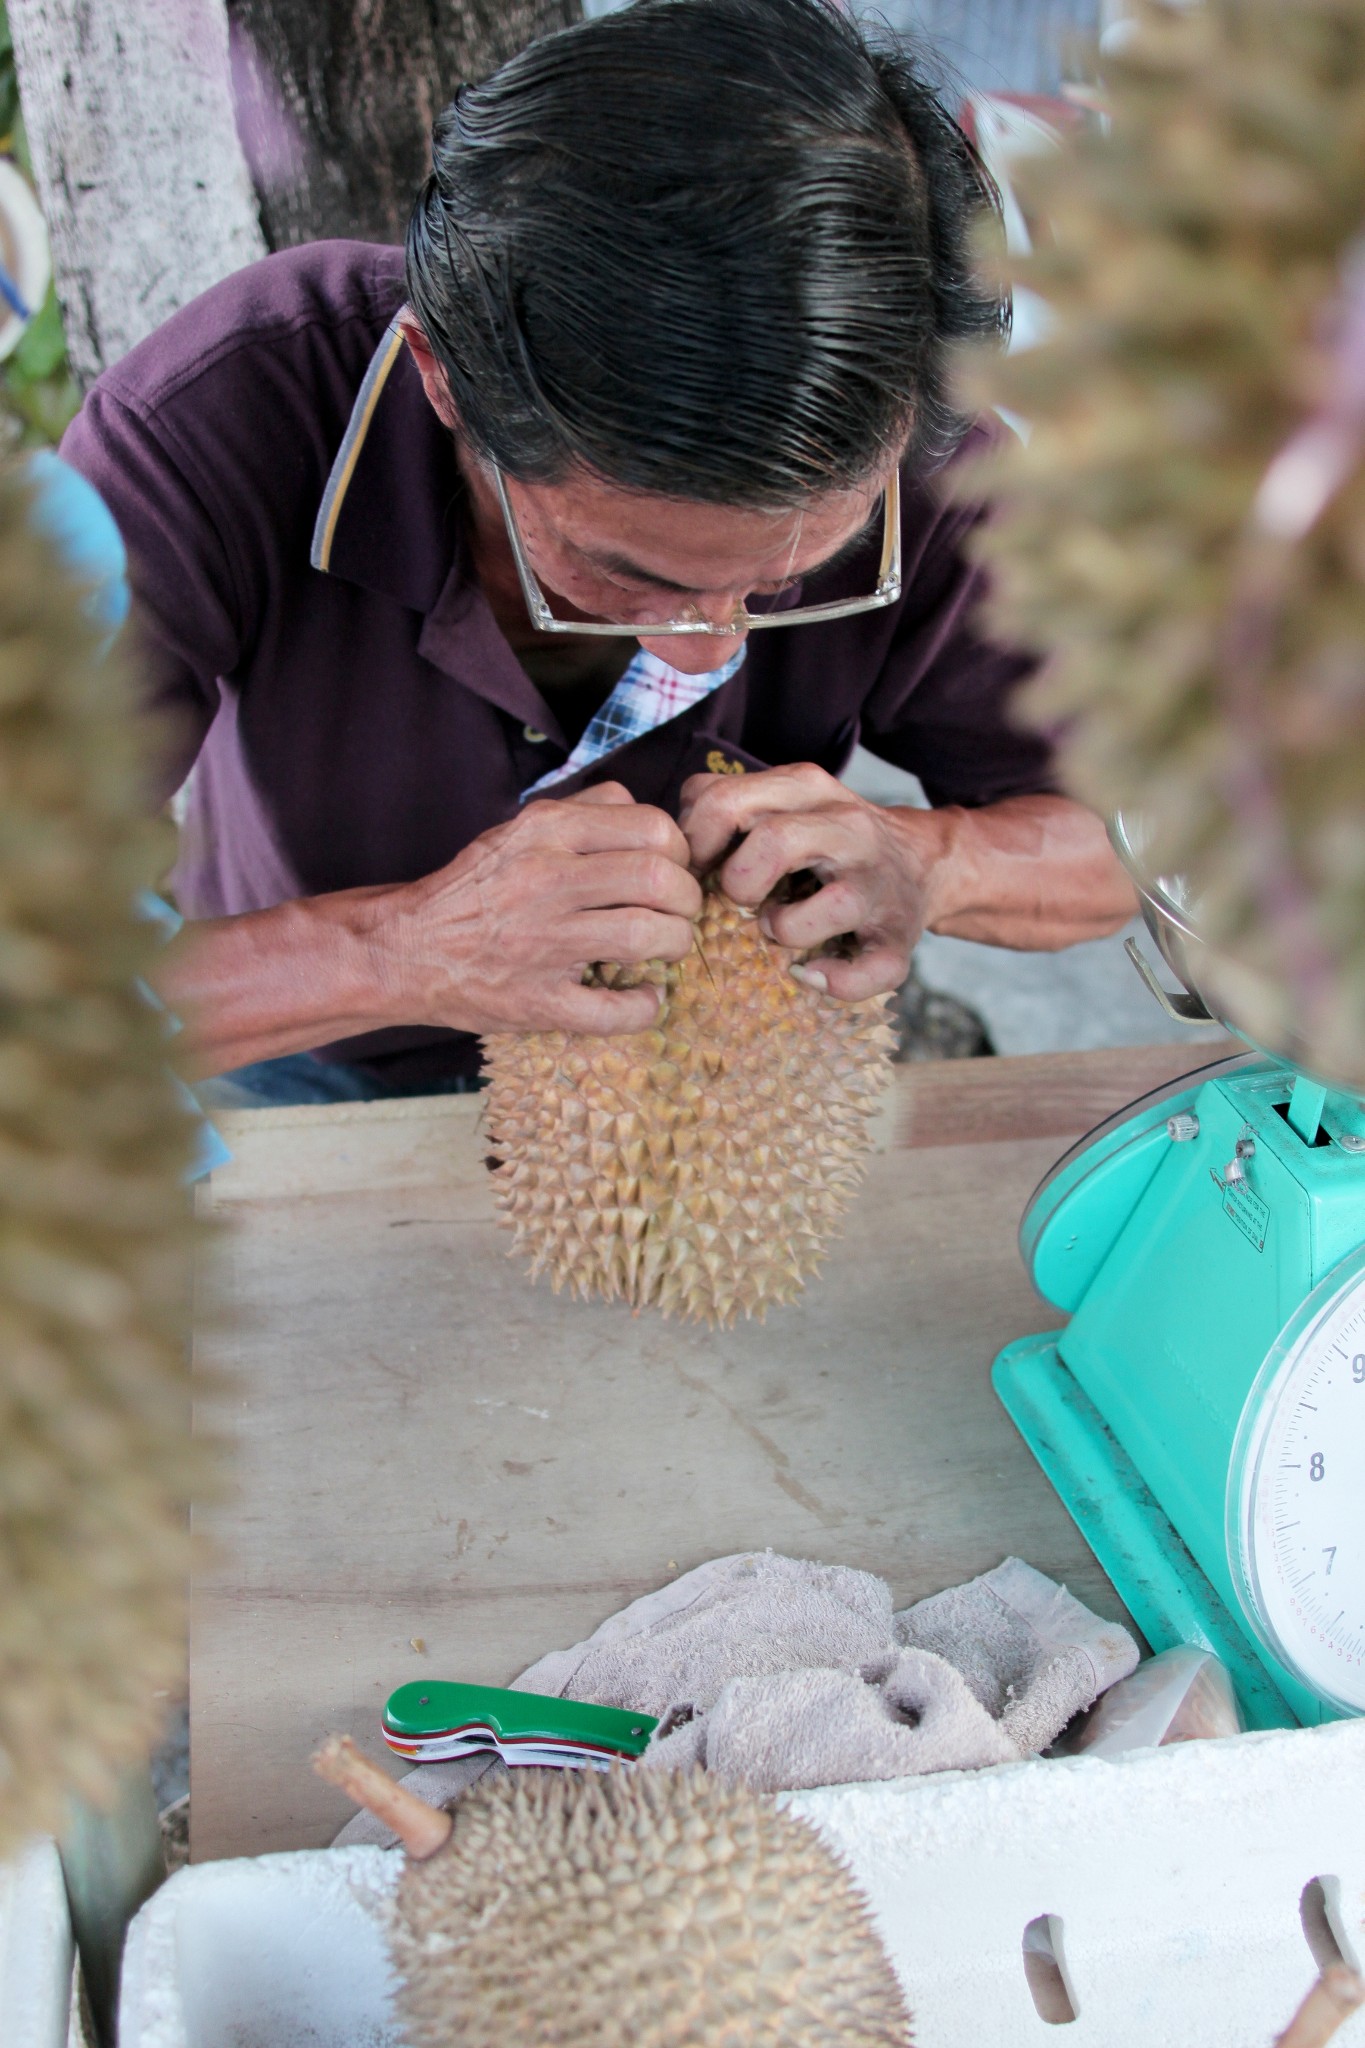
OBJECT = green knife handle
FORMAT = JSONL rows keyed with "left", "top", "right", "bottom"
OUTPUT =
{"left": 384, "top": 1681, "right": 658, "bottom": 1758}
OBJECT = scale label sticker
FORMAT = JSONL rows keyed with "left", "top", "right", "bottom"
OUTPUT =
{"left": 1222, "top": 1177, "right": 1270, "bottom": 1251}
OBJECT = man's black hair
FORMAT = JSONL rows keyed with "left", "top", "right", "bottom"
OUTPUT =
{"left": 405, "top": 0, "right": 1006, "bottom": 506}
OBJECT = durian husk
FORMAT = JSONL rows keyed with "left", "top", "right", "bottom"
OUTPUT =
{"left": 392, "top": 1767, "right": 912, "bottom": 2048}
{"left": 959, "top": 0, "right": 1365, "bottom": 1084}
{"left": 0, "top": 464, "right": 209, "bottom": 1851}
{"left": 483, "top": 885, "right": 897, "bottom": 1326}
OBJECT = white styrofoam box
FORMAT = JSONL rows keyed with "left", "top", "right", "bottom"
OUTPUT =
{"left": 790, "top": 1717, "right": 1365, "bottom": 2048}
{"left": 120, "top": 1722, "right": 1365, "bottom": 2048}
{"left": 0, "top": 1837, "right": 74, "bottom": 2048}
{"left": 119, "top": 1844, "right": 402, "bottom": 2048}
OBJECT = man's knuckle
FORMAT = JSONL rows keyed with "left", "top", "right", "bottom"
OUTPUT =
{"left": 638, "top": 809, "right": 677, "bottom": 848}
{"left": 641, "top": 852, "right": 681, "bottom": 897}
{"left": 763, "top": 815, "right": 805, "bottom": 856}
{"left": 524, "top": 811, "right": 568, "bottom": 851}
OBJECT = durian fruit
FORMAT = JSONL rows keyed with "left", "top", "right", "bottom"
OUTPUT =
{"left": 483, "top": 883, "right": 896, "bottom": 1326}
{"left": 314, "top": 1737, "right": 911, "bottom": 2048}
{"left": 0, "top": 463, "right": 207, "bottom": 1852}
{"left": 960, "top": 0, "right": 1365, "bottom": 1083}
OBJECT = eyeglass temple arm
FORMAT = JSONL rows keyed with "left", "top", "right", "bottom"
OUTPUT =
{"left": 877, "top": 468, "right": 900, "bottom": 587}
{"left": 491, "top": 466, "right": 556, "bottom": 626}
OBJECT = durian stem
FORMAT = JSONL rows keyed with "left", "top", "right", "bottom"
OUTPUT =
{"left": 311, "top": 1736, "right": 453, "bottom": 1859}
{"left": 1275, "top": 1966, "right": 1365, "bottom": 2048}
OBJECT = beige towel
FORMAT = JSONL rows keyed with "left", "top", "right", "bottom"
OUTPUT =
{"left": 333, "top": 1551, "right": 1137, "bottom": 1847}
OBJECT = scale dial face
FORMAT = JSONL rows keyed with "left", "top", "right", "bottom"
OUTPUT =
{"left": 1230, "top": 1248, "right": 1365, "bottom": 1715}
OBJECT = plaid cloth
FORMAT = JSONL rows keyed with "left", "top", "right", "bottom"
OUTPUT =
{"left": 522, "top": 645, "right": 747, "bottom": 800}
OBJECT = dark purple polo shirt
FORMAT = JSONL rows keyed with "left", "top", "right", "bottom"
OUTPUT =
{"left": 61, "top": 241, "right": 1052, "bottom": 1086}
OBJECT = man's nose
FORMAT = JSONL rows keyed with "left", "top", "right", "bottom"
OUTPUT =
{"left": 675, "top": 592, "right": 748, "bottom": 633}
{"left": 639, "top": 623, "right": 749, "bottom": 673}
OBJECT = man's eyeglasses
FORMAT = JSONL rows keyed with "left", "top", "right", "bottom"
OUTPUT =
{"left": 491, "top": 465, "right": 902, "bottom": 637}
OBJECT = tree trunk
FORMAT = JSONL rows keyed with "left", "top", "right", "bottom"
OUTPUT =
{"left": 8, "top": 0, "right": 267, "bottom": 385}
{"left": 227, "top": 0, "right": 581, "bottom": 249}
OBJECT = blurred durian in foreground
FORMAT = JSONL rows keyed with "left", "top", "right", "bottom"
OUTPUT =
{"left": 963, "top": 0, "right": 1365, "bottom": 1082}
{"left": 314, "top": 1741, "right": 911, "bottom": 2048}
{"left": 0, "top": 463, "right": 206, "bottom": 1851}
{"left": 483, "top": 883, "right": 896, "bottom": 1326}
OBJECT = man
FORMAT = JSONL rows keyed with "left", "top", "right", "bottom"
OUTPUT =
{"left": 63, "top": 0, "right": 1132, "bottom": 1101}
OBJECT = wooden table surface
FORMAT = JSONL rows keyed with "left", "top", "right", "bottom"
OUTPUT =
{"left": 189, "top": 1040, "right": 1232, "bottom": 1862}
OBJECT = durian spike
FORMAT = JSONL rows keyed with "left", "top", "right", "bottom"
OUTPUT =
{"left": 311, "top": 1735, "right": 453, "bottom": 1859}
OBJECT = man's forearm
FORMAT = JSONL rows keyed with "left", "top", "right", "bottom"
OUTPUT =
{"left": 153, "top": 888, "right": 403, "bottom": 1078}
{"left": 907, "top": 794, "right": 1137, "bottom": 950}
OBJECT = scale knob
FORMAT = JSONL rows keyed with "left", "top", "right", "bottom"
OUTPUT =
{"left": 1221, "top": 1132, "right": 1256, "bottom": 1185}
{"left": 1167, "top": 1112, "right": 1200, "bottom": 1143}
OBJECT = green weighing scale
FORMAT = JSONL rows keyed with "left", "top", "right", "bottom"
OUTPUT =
{"left": 993, "top": 817, "right": 1365, "bottom": 1729}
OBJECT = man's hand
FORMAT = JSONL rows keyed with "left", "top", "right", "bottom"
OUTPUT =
{"left": 161, "top": 784, "right": 702, "bottom": 1076}
{"left": 680, "top": 765, "right": 1137, "bottom": 1000}
{"left": 680, "top": 764, "right": 940, "bottom": 999}
{"left": 390, "top": 783, "right": 701, "bottom": 1035}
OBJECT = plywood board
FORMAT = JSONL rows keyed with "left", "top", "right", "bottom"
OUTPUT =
{"left": 896, "top": 1038, "right": 1239, "bottom": 1148}
{"left": 190, "top": 1050, "right": 1206, "bottom": 1861}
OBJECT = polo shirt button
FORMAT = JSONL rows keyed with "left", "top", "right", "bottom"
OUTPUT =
{"left": 523, "top": 725, "right": 548, "bottom": 744}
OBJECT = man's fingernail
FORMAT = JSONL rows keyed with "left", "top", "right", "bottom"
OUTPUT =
{"left": 790, "top": 963, "right": 829, "bottom": 993}
{"left": 758, "top": 911, "right": 775, "bottom": 938}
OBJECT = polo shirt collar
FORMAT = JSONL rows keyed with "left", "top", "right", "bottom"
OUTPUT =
{"left": 310, "top": 317, "right": 465, "bottom": 617}
{"left": 310, "top": 318, "right": 565, "bottom": 732}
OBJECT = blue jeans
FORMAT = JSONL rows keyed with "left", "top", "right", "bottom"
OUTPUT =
{"left": 196, "top": 1051, "right": 484, "bottom": 1109}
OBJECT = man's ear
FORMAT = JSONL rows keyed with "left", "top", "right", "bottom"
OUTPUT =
{"left": 398, "top": 314, "right": 460, "bottom": 432}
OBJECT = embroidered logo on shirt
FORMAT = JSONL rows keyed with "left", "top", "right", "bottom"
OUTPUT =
{"left": 522, "top": 646, "right": 747, "bottom": 800}
{"left": 706, "top": 750, "right": 747, "bottom": 776}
